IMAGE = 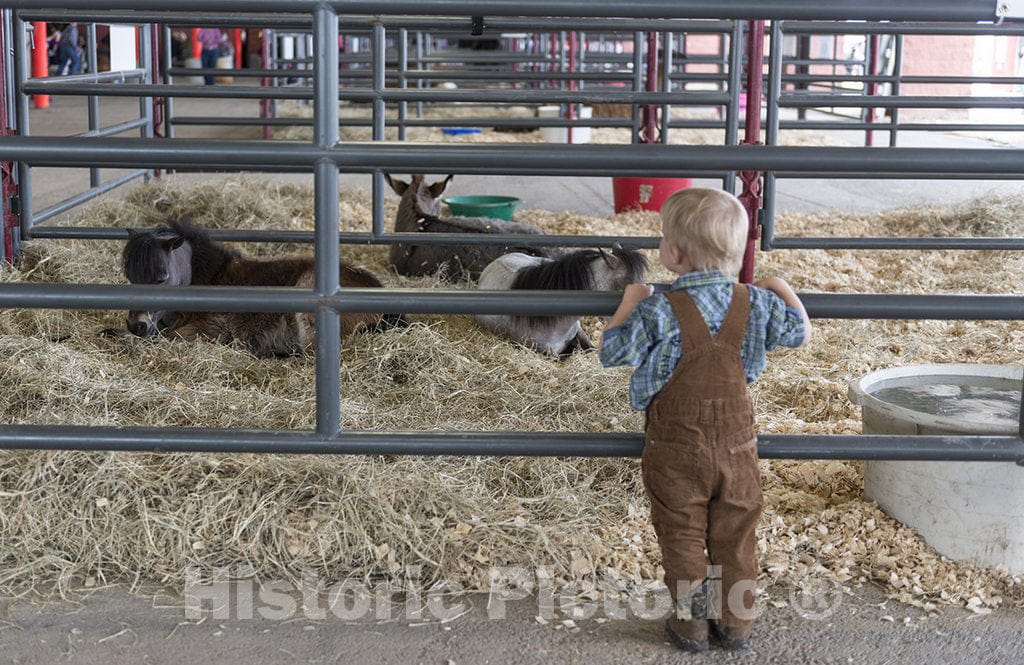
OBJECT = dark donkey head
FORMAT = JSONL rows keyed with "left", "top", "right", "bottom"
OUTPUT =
{"left": 385, "top": 173, "right": 455, "bottom": 228}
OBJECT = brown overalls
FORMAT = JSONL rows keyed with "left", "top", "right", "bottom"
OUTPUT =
{"left": 642, "top": 284, "right": 762, "bottom": 632}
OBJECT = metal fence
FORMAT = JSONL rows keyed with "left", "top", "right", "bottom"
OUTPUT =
{"left": 0, "top": 0, "right": 1022, "bottom": 465}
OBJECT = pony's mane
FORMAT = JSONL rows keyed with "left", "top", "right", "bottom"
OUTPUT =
{"left": 612, "top": 246, "right": 650, "bottom": 284}
{"left": 511, "top": 249, "right": 602, "bottom": 292}
{"left": 122, "top": 217, "right": 236, "bottom": 285}
{"left": 510, "top": 247, "right": 649, "bottom": 328}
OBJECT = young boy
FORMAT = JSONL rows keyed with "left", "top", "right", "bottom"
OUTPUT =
{"left": 600, "top": 188, "right": 811, "bottom": 652}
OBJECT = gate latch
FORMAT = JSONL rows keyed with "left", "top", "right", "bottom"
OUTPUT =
{"left": 471, "top": 16, "right": 484, "bottom": 36}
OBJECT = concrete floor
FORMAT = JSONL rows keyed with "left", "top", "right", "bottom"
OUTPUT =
{"left": 7, "top": 93, "right": 1024, "bottom": 664}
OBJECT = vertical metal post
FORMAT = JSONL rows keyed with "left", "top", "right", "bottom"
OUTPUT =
{"left": 864, "top": 32, "right": 879, "bottom": 147}
{"left": 371, "top": 22, "right": 386, "bottom": 239}
{"left": 738, "top": 20, "right": 765, "bottom": 284}
{"left": 888, "top": 34, "right": 903, "bottom": 148}
{"left": 138, "top": 24, "right": 154, "bottom": 183}
{"left": 578, "top": 31, "right": 586, "bottom": 93}
{"left": 161, "top": 24, "right": 175, "bottom": 139}
{"left": 415, "top": 30, "right": 424, "bottom": 117}
{"left": 760, "top": 21, "right": 784, "bottom": 251}
{"left": 723, "top": 21, "right": 743, "bottom": 193}
{"left": 86, "top": 23, "right": 100, "bottom": 187}
{"left": 313, "top": 5, "right": 341, "bottom": 438}
{"left": 13, "top": 14, "right": 33, "bottom": 240}
{"left": 795, "top": 34, "right": 810, "bottom": 120}
{"left": 659, "top": 31, "right": 671, "bottom": 145}
{"left": 397, "top": 27, "right": 408, "bottom": 141}
{"left": 641, "top": 32, "right": 658, "bottom": 144}
{"left": 631, "top": 31, "right": 643, "bottom": 145}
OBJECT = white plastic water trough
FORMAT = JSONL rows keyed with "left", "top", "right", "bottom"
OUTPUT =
{"left": 849, "top": 364, "right": 1024, "bottom": 574}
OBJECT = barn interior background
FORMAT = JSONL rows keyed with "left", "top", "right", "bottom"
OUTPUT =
{"left": 0, "top": 0, "right": 1022, "bottom": 614}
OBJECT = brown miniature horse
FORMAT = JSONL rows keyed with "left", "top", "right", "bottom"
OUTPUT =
{"left": 385, "top": 173, "right": 559, "bottom": 282}
{"left": 121, "top": 217, "right": 404, "bottom": 357}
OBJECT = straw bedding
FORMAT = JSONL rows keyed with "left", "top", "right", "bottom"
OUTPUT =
{"left": 1, "top": 177, "right": 1022, "bottom": 615}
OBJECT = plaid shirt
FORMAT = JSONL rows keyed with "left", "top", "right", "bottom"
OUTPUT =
{"left": 599, "top": 270, "right": 806, "bottom": 411}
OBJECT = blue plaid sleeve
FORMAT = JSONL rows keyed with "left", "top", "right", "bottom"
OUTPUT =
{"left": 763, "top": 291, "right": 806, "bottom": 350}
{"left": 599, "top": 299, "right": 655, "bottom": 367}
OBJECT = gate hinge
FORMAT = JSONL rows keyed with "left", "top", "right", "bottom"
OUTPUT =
{"left": 7, "top": 194, "right": 19, "bottom": 216}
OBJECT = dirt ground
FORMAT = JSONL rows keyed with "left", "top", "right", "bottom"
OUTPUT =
{"left": 0, "top": 582, "right": 1022, "bottom": 664}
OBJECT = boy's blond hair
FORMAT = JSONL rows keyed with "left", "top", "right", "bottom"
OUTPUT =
{"left": 659, "top": 187, "right": 748, "bottom": 276}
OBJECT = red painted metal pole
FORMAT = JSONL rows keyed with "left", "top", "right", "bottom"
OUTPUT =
{"left": 738, "top": 20, "right": 765, "bottom": 285}
{"left": 0, "top": 21, "right": 17, "bottom": 264}
{"left": 641, "top": 32, "right": 658, "bottom": 143}
{"left": 190, "top": 28, "right": 201, "bottom": 59}
{"left": 233, "top": 28, "right": 242, "bottom": 69}
{"left": 31, "top": 22, "right": 48, "bottom": 109}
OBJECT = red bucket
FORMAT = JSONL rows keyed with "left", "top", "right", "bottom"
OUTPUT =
{"left": 612, "top": 177, "right": 693, "bottom": 213}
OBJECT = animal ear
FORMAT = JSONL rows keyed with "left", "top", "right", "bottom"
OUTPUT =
{"left": 166, "top": 236, "right": 185, "bottom": 251}
{"left": 152, "top": 230, "right": 184, "bottom": 250}
{"left": 597, "top": 248, "right": 613, "bottom": 266}
{"left": 125, "top": 227, "right": 139, "bottom": 239}
{"left": 384, "top": 174, "right": 408, "bottom": 196}
{"left": 428, "top": 174, "right": 454, "bottom": 198}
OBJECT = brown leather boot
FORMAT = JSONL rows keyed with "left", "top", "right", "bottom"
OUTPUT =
{"left": 710, "top": 622, "right": 753, "bottom": 650}
{"left": 665, "top": 616, "right": 709, "bottom": 652}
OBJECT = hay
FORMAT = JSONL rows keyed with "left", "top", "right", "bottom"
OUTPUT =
{"left": 1, "top": 176, "right": 1022, "bottom": 613}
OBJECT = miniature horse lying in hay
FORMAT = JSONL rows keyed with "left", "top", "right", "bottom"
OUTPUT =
{"left": 386, "top": 173, "right": 560, "bottom": 281}
{"left": 120, "top": 217, "right": 403, "bottom": 357}
{"left": 475, "top": 245, "right": 648, "bottom": 358}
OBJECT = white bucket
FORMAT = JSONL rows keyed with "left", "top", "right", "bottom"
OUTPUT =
{"left": 183, "top": 57, "right": 204, "bottom": 85}
{"left": 849, "top": 364, "right": 1024, "bottom": 574}
{"left": 215, "top": 55, "right": 234, "bottom": 83}
{"left": 538, "top": 105, "right": 592, "bottom": 144}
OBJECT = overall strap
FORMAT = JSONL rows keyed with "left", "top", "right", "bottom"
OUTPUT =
{"left": 666, "top": 291, "right": 712, "bottom": 355}
{"left": 715, "top": 284, "right": 750, "bottom": 350}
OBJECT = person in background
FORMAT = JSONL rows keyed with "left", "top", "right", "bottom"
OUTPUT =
{"left": 197, "top": 27, "right": 226, "bottom": 85}
{"left": 56, "top": 23, "right": 82, "bottom": 75}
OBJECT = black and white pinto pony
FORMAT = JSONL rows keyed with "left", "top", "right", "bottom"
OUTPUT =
{"left": 475, "top": 246, "right": 648, "bottom": 358}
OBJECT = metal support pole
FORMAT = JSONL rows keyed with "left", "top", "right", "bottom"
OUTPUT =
{"left": 138, "top": 24, "right": 154, "bottom": 183}
{"left": 738, "top": 20, "right": 765, "bottom": 284}
{"left": 888, "top": 34, "right": 903, "bottom": 147}
{"left": 723, "top": 20, "right": 743, "bottom": 192}
{"left": 864, "top": 32, "right": 879, "bottom": 146}
{"left": 631, "top": 31, "right": 643, "bottom": 144}
{"left": 761, "top": 20, "right": 784, "bottom": 250}
{"left": 313, "top": 6, "right": 341, "bottom": 438}
{"left": 397, "top": 27, "right": 408, "bottom": 141}
{"left": 86, "top": 22, "right": 100, "bottom": 187}
{"left": 659, "top": 31, "right": 670, "bottom": 145}
{"left": 13, "top": 15, "right": 32, "bottom": 239}
{"left": 161, "top": 24, "right": 175, "bottom": 140}
{"left": 371, "top": 22, "right": 386, "bottom": 239}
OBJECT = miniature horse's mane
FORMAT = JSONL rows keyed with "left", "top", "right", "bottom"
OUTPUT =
{"left": 122, "top": 216, "right": 238, "bottom": 285}
{"left": 510, "top": 246, "right": 649, "bottom": 327}
{"left": 511, "top": 246, "right": 648, "bottom": 292}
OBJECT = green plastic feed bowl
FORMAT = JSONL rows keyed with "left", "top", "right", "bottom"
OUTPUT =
{"left": 443, "top": 195, "right": 522, "bottom": 220}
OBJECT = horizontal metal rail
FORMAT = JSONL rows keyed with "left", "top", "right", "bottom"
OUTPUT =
{"left": 20, "top": 82, "right": 731, "bottom": 107}
{"left": 18, "top": 10, "right": 736, "bottom": 33}
{"left": 30, "top": 69, "right": 147, "bottom": 85}
{"left": 0, "top": 284, "right": 1022, "bottom": 321}
{"left": 166, "top": 67, "right": 639, "bottom": 83}
{"left": 167, "top": 116, "right": 640, "bottom": 129}
{"left": 28, "top": 227, "right": 666, "bottom": 248}
{"left": 781, "top": 20, "right": 1024, "bottom": 35}
{"left": 778, "top": 120, "right": 1024, "bottom": 133}
{"left": 782, "top": 74, "right": 1024, "bottom": 85}
{"left": 0, "top": 425, "right": 1021, "bottom": 462}
{"left": 6, "top": 138, "right": 1024, "bottom": 177}
{"left": 75, "top": 117, "right": 151, "bottom": 138}
{"left": 771, "top": 237, "right": 1024, "bottom": 251}
{"left": 780, "top": 94, "right": 1024, "bottom": 109}
{"left": 5, "top": 1, "right": 1002, "bottom": 22}
{"left": 31, "top": 170, "right": 150, "bottom": 225}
